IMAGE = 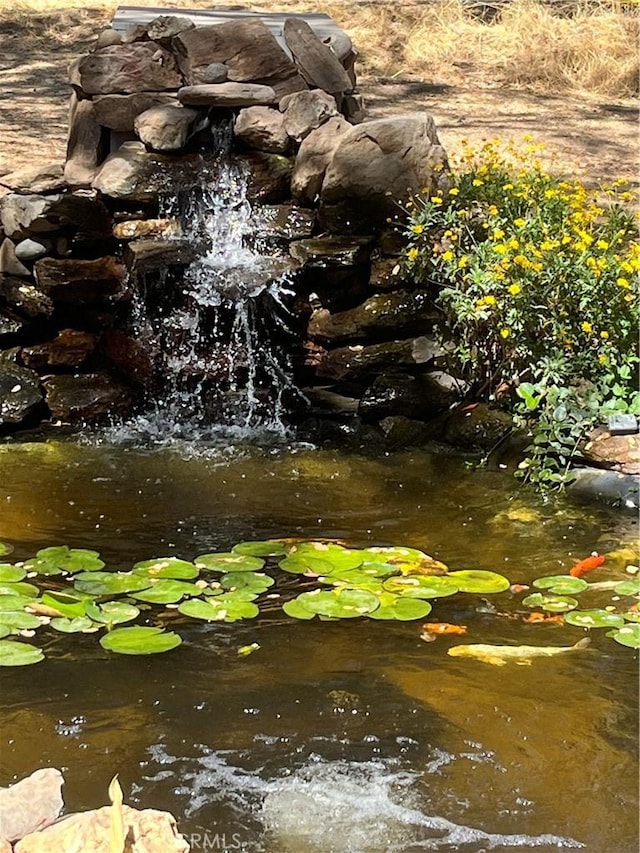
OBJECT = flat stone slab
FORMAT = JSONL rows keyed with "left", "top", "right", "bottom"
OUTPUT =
{"left": 178, "top": 82, "right": 277, "bottom": 107}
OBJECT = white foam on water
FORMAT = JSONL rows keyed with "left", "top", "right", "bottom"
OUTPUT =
{"left": 143, "top": 745, "right": 584, "bottom": 852}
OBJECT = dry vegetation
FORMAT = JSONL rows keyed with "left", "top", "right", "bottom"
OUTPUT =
{"left": 2, "top": 0, "right": 638, "bottom": 98}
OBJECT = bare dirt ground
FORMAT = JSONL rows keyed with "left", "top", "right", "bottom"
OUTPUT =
{"left": 0, "top": 7, "right": 638, "bottom": 186}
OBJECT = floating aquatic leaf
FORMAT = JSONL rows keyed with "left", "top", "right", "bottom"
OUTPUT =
{"left": 194, "top": 552, "right": 264, "bottom": 573}
{"left": 279, "top": 554, "right": 334, "bottom": 576}
{"left": 237, "top": 642, "right": 260, "bottom": 656}
{"left": 85, "top": 601, "right": 140, "bottom": 625}
{"left": 532, "top": 575, "right": 589, "bottom": 595}
{"left": 0, "top": 626, "right": 10, "bottom": 639}
{"left": 219, "top": 572, "right": 274, "bottom": 595}
{"left": 564, "top": 609, "right": 625, "bottom": 629}
{"left": 0, "top": 594, "right": 36, "bottom": 612}
{"left": 231, "top": 541, "right": 288, "bottom": 557}
{"left": 383, "top": 575, "right": 459, "bottom": 599}
{"left": 204, "top": 586, "right": 258, "bottom": 602}
{"left": 0, "top": 581, "right": 39, "bottom": 598}
{"left": 41, "top": 591, "right": 91, "bottom": 619}
{"left": 178, "top": 597, "right": 259, "bottom": 622}
{"left": 325, "top": 574, "right": 385, "bottom": 595}
{"left": 99, "top": 626, "right": 182, "bottom": 655}
{"left": 73, "top": 572, "right": 153, "bottom": 596}
{"left": 0, "top": 639, "right": 44, "bottom": 666}
{"left": 368, "top": 594, "right": 432, "bottom": 621}
{"left": 447, "top": 570, "right": 510, "bottom": 594}
{"left": 363, "top": 546, "right": 447, "bottom": 575}
{"left": 282, "top": 597, "right": 315, "bottom": 620}
{"left": 0, "top": 543, "right": 14, "bottom": 557}
{"left": 50, "top": 616, "right": 97, "bottom": 633}
{"left": 606, "top": 623, "right": 640, "bottom": 649}
{"left": 289, "top": 542, "right": 364, "bottom": 573}
{"left": 353, "top": 560, "right": 399, "bottom": 578}
{"left": 24, "top": 546, "right": 105, "bottom": 576}
{"left": 522, "top": 593, "right": 579, "bottom": 613}
{"left": 623, "top": 610, "right": 640, "bottom": 623}
{"left": 293, "top": 588, "right": 379, "bottom": 619}
{"left": 132, "top": 558, "right": 199, "bottom": 580}
{"left": 614, "top": 578, "right": 640, "bottom": 597}
{"left": 0, "top": 611, "right": 42, "bottom": 631}
{"left": 130, "top": 580, "right": 201, "bottom": 604}
{"left": 0, "top": 564, "right": 26, "bottom": 583}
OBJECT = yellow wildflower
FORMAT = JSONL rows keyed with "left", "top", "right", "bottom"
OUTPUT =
{"left": 411, "top": 223, "right": 424, "bottom": 235}
{"left": 502, "top": 183, "right": 514, "bottom": 191}
{"left": 484, "top": 295, "right": 497, "bottom": 305}
{"left": 493, "top": 228, "right": 505, "bottom": 240}
{"left": 448, "top": 187, "right": 460, "bottom": 196}
{"left": 600, "top": 331, "right": 609, "bottom": 339}
{"left": 431, "top": 196, "right": 443, "bottom": 204}
{"left": 616, "top": 277, "right": 631, "bottom": 289}
{"left": 514, "top": 218, "right": 527, "bottom": 228}
{"left": 596, "top": 239, "right": 610, "bottom": 250}
{"left": 472, "top": 178, "right": 484, "bottom": 187}
{"left": 458, "top": 255, "right": 469, "bottom": 268}
{"left": 407, "top": 248, "right": 419, "bottom": 262}
{"left": 494, "top": 244, "right": 508, "bottom": 256}
{"left": 500, "top": 328, "right": 511, "bottom": 339}
{"left": 508, "top": 283, "right": 522, "bottom": 296}
{"left": 581, "top": 321, "right": 593, "bottom": 333}
{"left": 442, "top": 250, "right": 454, "bottom": 262}
{"left": 598, "top": 354, "right": 609, "bottom": 365}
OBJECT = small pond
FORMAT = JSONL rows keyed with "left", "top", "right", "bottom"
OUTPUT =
{"left": 0, "top": 437, "right": 638, "bottom": 852}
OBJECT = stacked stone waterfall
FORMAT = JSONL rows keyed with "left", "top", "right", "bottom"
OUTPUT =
{"left": 0, "top": 10, "right": 507, "bottom": 449}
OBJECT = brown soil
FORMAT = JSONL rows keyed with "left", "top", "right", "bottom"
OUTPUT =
{"left": 0, "top": 8, "right": 638, "bottom": 187}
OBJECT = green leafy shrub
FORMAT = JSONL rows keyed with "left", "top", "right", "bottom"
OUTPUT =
{"left": 402, "top": 138, "right": 639, "bottom": 489}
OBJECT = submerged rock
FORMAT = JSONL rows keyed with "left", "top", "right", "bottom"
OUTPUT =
{"left": 0, "top": 361, "right": 44, "bottom": 428}
{"left": 443, "top": 402, "right": 512, "bottom": 452}
{"left": 359, "top": 372, "right": 465, "bottom": 422}
{"left": 43, "top": 373, "right": 135, "bottom": 423}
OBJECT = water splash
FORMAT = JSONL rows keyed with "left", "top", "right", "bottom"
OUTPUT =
{"left": 121, "top": 131, "right": 303, "bottom": 444}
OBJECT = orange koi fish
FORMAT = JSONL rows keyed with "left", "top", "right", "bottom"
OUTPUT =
{"left": 569, "top": 552, "right": 605, "bottom": 578}
{"left": 422, "top": 622, "right": 468, "bottom": 635}
{"left": 523, "top": 612, "right": 565, "bottom": 624}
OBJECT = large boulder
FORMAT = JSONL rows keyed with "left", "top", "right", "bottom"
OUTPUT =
{"left": 43, "top": 373, "right": 135, "bottom": 423}
{"left": 280, "top": 89, "right": 339, "bottom": 142}
{"left": 233, "top": 106, "right": 290, "bottom": 154}
{"left": 177, "top": 82, "right": 277, "bottom": 108}
{"left": 34, "top": 256, "right": 126, "bottom": 305}
{"left": 310, "top": 336, "right": 441, "bottom": 383}
{"left": 0, "top": 768, "right": 64, "bottom": 843}
{"left": 319, "top": 114, "right": 449, "bottom": 232}
{"left": 21, "top": 329, "right": 99, "bottom": 371}
{"left": 0, "top": 164, "right": 65, "bottom": 195}
{"left": 64, "top": 95, "right": 105, "bottom": 187}
{"left": 134, "top": 104, "right": 199, "bottom": 151}
{"left": 93, "top": 93, "right": 178, "bottom": 132}
{"left": 0, "top": 193, "right": 112, "bottom": 242}
{"left": 78, "top": 43, "right": 183, "bottom": 95}
{"left": 283, "top": 18, "right": 353, "bottom": 95}
{"left": 291, "top": 116, "right": 351, "bottom": 205}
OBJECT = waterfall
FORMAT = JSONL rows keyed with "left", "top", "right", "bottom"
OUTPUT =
{"left": 122, "top": 125, "right": 303, "bottom": 443}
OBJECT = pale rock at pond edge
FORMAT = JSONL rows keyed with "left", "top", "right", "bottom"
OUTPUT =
{"left": 0, "top": 238, "right": 31, "bottom": 276}
{"left": 0, "top": 163, "right": 65, "bottom": 195}
{"left": 280, "top": 89, "right": 339, "bottom": 142}
{"left": 93, "top": 93, "right": 178, "bottom": 132}
{"left": 178, "top": 82, "right": 277, "bottom": 108}
{"left": 320, "top": 114, "right": 450, "bottom": 232}
{"left": 234, "top": 106, "right": 290, "bottom": 154}
{"left": 0, "top": 193, "right": 65, "bottom": 240}
{"left": 14, "top": 804, "right": 189, "bottom": 853}
{"left": 0, "top": 768, "right": 63, "bottom": 843}
{"left": 291, "top": 115, "right": 351, "bottom": 204}
{"left": 78, "top": 43, "right": 183, "bottom": 95}
{"left": 579, "top": 427, "right": 640, "bottom": 475}
{"left": 92, "top": 142, "right": 158, "bottom": 201}
{"left": 134, "top": 104, "right": 199, "bottom": 151}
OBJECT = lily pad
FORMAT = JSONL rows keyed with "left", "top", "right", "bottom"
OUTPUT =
{"left": 0, "top": 611, "right": 42, "bottom": 630}
{"left": 623, "top": 610, "right": 640, "bottom": 623}
{"left": 24, "top": 546, "right": 105, "bottom": 576}
{"left": 289, "top": 542, "right": 364, "bottom": 573}
{"left": 194, "top": 552, "right": 265, "bottom": 573}
{"left": 532, "top": 575, "right": 589, "bottom": 595}
{"left": 219, "top": 572, "right": 274, "bottom": 594}
{"left": 0, "top": 594, "right": 36, "bottom": 612}
{"left": 363, "top": 546, "right": 448, "bottom": 575}
{"left": 130, "top": 580, "right": 201, "bottom": 604}
{"left": 0, "top": 564, "right": 26, "bottom": 583}
{"left": 606, "top": 623, "right": 640, "bottom": 649}
{"left": 282, "top": 598, "right": 316, "bottom": 620}
{"left": 231, "top": 541, "right": 288, "bottom": 557}
{"left": 0, "top": 581, "right": 39, "bottom": 598}
{"left": 178, "top": 597, "right": 259, "bottom": 622}
{"left": 383, "top": 575, "right": 459, "bottom": 599}
{"left": 325, "top": 574, "right": 385, "bottom": 595}
{"left": 85, "top": 601, "right": 140, "bottom": 625}
{"left": 293, "top": 588, "right": 379, "bottom": 619}
{"left": 50, "top": 616, "right": 97, "bottom": 633}
{"left": 522, "top": 593, "right": 579, "bottom": 613}
{"left": 279, "top": 554, "right": 334, "bottom": 576}
{"left": 368, "top": 595, "right": 433, "bottom": 621}
{"left": 0, "top": 543, "right": 14, "bottom": 557}
{"left": 40, "top": 591, "right": 91, "bottom": 619}
{"left": 564, "top": 609, "right": 625, "bottom": 629}
{"left": 447, "top": 570, "right": 510, "bottom": 594}
{"left": 354, "top": 560, "right": 400, "bottom": 578}
{"left": 614, "top": 578, "right": 640, "bottom": 597}
{"left": 99, "top": 626, "right": 182, "bottom": 656}
{"left": 0, "top": 639, "right": 44, "bottom": 666}
{"left": 0, "top": 626, "right": 10, "bottom": 639}
{"left": 73, "top": 572, "right": 153, "bottom": 596}
{"left": 132, "top": 558, "right": 199, "bottom": 580}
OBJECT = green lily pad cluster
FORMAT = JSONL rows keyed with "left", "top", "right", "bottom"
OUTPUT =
{"left": 0, "top": 539, "right": 512, "bottom": 665}
{"left": 522, "top": 572, "right": 640, "bottom": 648}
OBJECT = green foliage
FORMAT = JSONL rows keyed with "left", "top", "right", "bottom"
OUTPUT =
{"left": 0, "top": 539, "right": 636, "bottom": 664}
{"left": 403, "top": 139, "right": 639, "bottom": 490}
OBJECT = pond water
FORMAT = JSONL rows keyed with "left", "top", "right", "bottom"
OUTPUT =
{"left": 0, "top": 437, "right": 638, "bottom": 852}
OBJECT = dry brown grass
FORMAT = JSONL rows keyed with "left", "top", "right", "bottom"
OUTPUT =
{"left": 0, "top": 0, "right": 638, "bottom": 98}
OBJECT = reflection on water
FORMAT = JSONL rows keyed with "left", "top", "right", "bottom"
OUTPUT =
{"left": 0, "top": 439, "right": 637, "bottom": 852}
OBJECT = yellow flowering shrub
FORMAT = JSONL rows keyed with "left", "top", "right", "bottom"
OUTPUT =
{"left": 402, "top": 139, "right": 639, "bottom": 489}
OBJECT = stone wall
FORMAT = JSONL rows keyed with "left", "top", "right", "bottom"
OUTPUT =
{"left": 0, "top": 11, "right": 510, "bottom": 451}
